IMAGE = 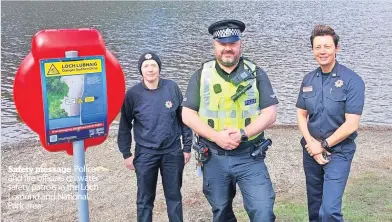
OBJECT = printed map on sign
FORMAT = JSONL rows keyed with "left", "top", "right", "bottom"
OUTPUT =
{"left": 40, "top": 56, "right": 108, "bottom": 145}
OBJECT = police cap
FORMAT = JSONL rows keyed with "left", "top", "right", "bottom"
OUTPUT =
{"left": 208, "top": 19, "right": 246, "bottom": 43}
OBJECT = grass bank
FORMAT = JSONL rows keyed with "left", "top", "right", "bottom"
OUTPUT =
{"left": 235, "top": 170, "right": 392, "bottom": 222}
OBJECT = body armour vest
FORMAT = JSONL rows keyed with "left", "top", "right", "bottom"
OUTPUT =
{"left": 198, "top": 59, "right": 261, "bottom": 141}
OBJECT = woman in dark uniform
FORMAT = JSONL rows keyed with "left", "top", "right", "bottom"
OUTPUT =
{"left": 117, "top": 52, "right": 192, "bottom": 222}
{"left": 296, "top": 25, "right": 365, "bottom": 222}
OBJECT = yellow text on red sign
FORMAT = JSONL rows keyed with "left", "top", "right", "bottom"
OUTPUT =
{"left": 44, "top": 59, "right": 102, "bottom": 77}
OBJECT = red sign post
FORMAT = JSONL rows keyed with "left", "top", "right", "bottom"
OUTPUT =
{"left": 13, "top": 29, "right": 125, "bottom": 221}
{"left": 14, "top": 28, "right": 125, "bottom": 154}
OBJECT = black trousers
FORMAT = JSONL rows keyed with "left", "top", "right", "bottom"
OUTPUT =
{"left": 133, "top": 148, "right": 185, "bottom": 222}
{"left": 302, "top": 141, "right": 355, "bottom": 222}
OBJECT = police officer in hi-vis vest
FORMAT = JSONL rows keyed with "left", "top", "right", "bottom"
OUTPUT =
{"left": 182, "top": 19, "right": 278, "bottom": 222}
{"left": 296, "top": 25, "right": 365, "bottom": 222}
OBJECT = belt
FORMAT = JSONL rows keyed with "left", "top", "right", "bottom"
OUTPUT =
{"left": 209, "top": 146, "right": 254, "bottom": 156}
{"left": 199, "top": 136, "right": 264, "bottom": 156}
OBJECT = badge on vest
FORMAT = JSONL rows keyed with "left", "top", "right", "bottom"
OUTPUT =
{"left": 302, "top": 86, "right": 313, "bottom": 92}
{"left": 245, "top": 98, "right": 256, "bottom": 106}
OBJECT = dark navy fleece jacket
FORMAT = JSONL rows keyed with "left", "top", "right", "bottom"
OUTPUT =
{"left": 117, "top": 78, "right": 192, "bottom": 159}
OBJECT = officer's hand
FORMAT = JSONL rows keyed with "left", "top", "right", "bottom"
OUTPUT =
{"left": 313, "top": 153, "right": 330, "bottom": 165}
{"left": 184, "top": 152, "right": 191, "bottom": 165}
{"left": 213, "top": 130, "right": 239, "bottom": 150}
{"left": 124, "top": 156, "right": 135, "bottom": 170}
{"left": 225, "top": 127, "right": 241, "bottom": 144}
{"left": 305, "top": 139, "right": 323, "bottom": 156}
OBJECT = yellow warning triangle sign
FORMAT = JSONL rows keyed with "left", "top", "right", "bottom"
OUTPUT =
{"left": 47, "top": 64, "right": 60, "bottom": 75}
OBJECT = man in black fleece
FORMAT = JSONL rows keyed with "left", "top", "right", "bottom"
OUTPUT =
{"left": 117, "top": 52, "right": 192, "bottom": 222}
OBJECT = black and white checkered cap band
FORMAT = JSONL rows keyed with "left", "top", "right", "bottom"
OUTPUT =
{"left": 213, "top": 28, "right": 241, "bottom": 38}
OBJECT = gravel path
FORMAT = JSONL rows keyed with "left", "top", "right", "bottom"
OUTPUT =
{"left": 2, "top": 125, "right": 391, "bottom": 222}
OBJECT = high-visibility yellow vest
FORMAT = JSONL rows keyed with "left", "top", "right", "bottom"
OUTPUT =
{"left": 198, "top": 59, "right": 261, "bottom": 141}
